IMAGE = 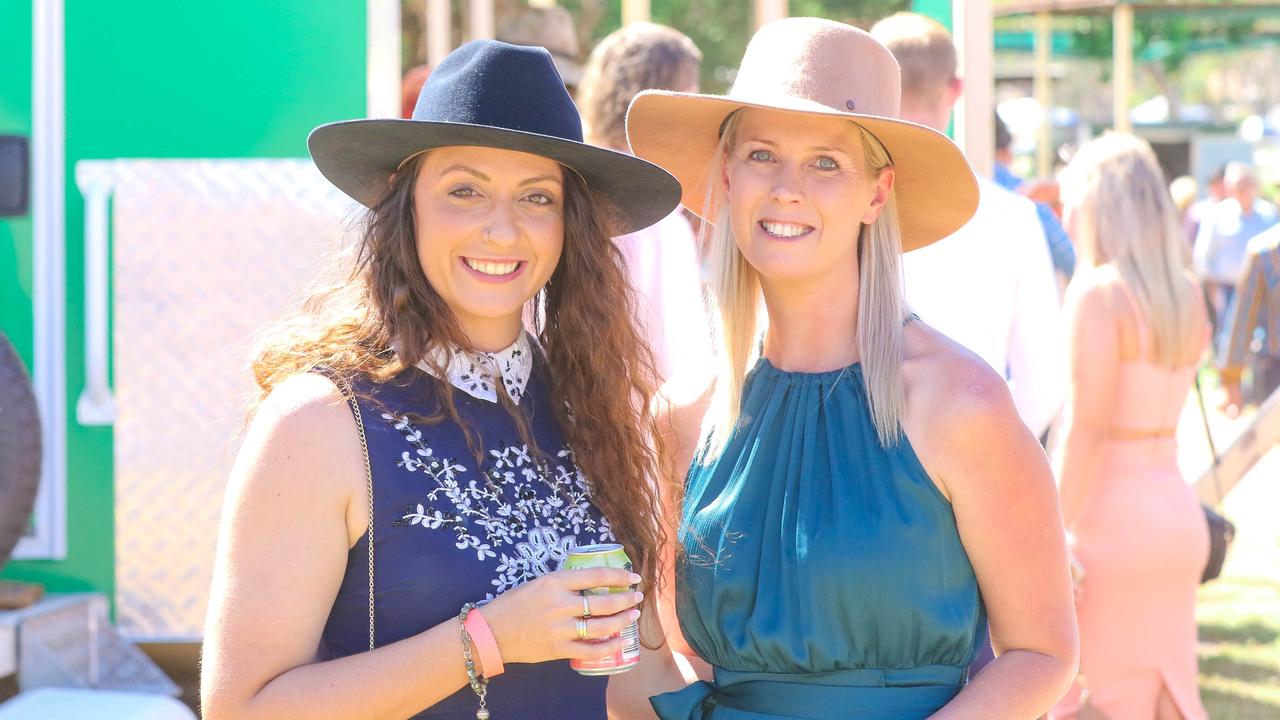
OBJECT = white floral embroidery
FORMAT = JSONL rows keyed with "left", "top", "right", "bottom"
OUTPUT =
{"left": 387, "top": 414, "right": 613, "bottom": 600}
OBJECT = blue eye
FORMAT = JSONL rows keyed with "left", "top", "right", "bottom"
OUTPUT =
{"left": 816, "top": 156, "right": 840, "bottom": 171}
{"left": 748, "top": 149, "right": 773, "bottom": 163}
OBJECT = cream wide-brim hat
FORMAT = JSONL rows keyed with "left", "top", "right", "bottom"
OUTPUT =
{"left": 625, "top": 17, "right": 978, "bottom": 252}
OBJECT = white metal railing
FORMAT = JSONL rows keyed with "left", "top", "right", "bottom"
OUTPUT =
{"left": 73, "top": 161, "right": 117, "bottom": 426}
{"left": 17, "top": 0, "right": 68, "bottom": 561}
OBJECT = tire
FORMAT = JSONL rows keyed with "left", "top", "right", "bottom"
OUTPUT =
{"left": 0, "top": 331, "right": 41, "bottom": 567}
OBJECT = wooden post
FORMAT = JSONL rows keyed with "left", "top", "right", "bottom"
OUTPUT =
{"left": 754, "top": 0, "right": 787, "bottom": 30}
{"left": 1113, "top": 2, "right": 1133, "bottom": 134}
{"left": 952, "top": 0, "right": 993, "bottom": 177}
{"left": 1195, "top": 387, "right": 1280, "bottom": 506}
{"left": 469, "top": 0, "right": 495, "bottom": 40}
{"left": 1034, "top": 10, "right": 1052, "bottom": 178}
{"left": 426, "top": 0, "right": 451, "bottom": 68}
{"left": 623, "top": 0, "right": 651, "bottom": 25}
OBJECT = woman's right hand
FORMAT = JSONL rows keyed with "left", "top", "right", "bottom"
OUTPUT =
{"left": 478, "top": 567, "right": 643, "bottom": 666}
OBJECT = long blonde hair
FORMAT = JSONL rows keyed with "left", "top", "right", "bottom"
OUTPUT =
{"left": 1059, "top": 132, "right": 1197, "bottom": 366}
{"left": 699, "top": 111, "right": 907, "bottom": 454}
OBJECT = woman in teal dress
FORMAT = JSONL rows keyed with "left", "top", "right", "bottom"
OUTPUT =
{"left": 624, "top": 18, "right": 1078, "bottom": 719}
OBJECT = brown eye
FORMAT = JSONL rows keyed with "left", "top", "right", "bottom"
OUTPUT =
{"left": 449, "top": 186, "right": 479, "bottom": 199}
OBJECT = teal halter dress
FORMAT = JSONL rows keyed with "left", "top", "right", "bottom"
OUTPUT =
{"left": 651, "top": 359, "right": 986, "bottom": 719}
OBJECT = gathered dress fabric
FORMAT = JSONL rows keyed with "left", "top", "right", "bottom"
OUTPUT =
{"left": 1053, "top": 287, "right": 1209, "bottom": 720}
{"left": 317, "top": 345, "right": 612, "bottom": 719}
{"left": 651, "top": 359, "right": 986, "bottom": 720}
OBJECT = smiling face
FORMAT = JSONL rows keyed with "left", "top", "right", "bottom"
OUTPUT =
{"left": 412, "top": 146, "right": 565, "bottom": 350}
{"left": 722, "top": 108, "right": 894, "bottom": 287}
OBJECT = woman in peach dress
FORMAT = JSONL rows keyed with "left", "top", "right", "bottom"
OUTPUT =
{"left": 1053, "top": 132, "right": 1210, "bottom": 719}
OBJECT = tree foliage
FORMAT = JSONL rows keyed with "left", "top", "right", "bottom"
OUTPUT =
{"left": 995, "top": 7, "right": 1273, "bottom": 78}
{"left": 403, "top": 1, "right": 914, "bottom": 93}
{"left": 567, "top": 0, "right": 912, "bottom": 92}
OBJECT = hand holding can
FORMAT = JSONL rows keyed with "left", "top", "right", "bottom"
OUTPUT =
{"left": 562, "top": 543, "right": 642, "bottom": 675}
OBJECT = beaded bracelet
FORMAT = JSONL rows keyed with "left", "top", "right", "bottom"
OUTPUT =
{"left": 458, "top": 602, "right": 490, "bottom": 719}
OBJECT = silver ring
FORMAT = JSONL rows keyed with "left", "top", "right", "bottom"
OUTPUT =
{"left": 576, "top": 617, "right": 589, "bottom": 641}
{"left": 581, "top": 594, "right": 592, "bottom": 619}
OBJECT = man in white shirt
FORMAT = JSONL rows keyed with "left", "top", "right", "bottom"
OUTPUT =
{"left": 872, "top": 13, "right": 1065, "bottom": 439}
{"left": 1193, "top": 162, "right": 1278, "bottom": 342}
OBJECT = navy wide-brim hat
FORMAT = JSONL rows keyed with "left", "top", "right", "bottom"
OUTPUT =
{"left": 309, "top": 40, "right": 681, "bottom": 235}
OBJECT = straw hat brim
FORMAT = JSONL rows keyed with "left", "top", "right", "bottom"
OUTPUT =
{"left": 309, "top": 119, "right": 681, "bottom": 236}
{"left": 626, "top": 90, "right": 979, "bottom": 252}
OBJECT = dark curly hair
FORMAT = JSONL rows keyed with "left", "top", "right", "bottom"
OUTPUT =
{"left": 251, "top": 153, "right": 668, "bottom": 633}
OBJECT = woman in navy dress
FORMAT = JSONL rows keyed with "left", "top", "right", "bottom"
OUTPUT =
{"left": 202, "top": 41, "right": 689, "bottom": 719}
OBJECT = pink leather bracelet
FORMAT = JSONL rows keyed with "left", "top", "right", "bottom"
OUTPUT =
{"left": 463, "top": 608, "right": 504, "bottom": 678}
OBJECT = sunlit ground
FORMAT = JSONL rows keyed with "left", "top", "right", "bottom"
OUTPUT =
{"left": 1177, "top": 372, "right": 1280, "bottom": 718}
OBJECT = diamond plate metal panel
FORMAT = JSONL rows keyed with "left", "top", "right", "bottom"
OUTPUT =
{"left": 111, "top": 160, "right": 359, "bottom": 638}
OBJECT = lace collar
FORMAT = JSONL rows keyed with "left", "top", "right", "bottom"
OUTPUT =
{"left": 411, "top": 332, "right": 534, "bottom": 405}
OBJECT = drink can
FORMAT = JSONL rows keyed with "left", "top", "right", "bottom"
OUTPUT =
{"left": 562, "top": 543, "right": 641, "bottom": 675}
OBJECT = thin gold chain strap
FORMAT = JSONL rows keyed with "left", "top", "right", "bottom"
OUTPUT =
{"left": 332, "top": 372, "right": 376, "bottom": 652}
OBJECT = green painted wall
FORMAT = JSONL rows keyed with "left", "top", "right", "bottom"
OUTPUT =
{"left": 0, "top": 0, "right": 34, "bottom": 372}
{"left": 2, "top": 1, "right": 367, "bottom": 600}
{"left": 909, "top": 0, "right": 954, "bottom": 137}
{"left": 910, "top": 0, "right": 952, "bottom": 28}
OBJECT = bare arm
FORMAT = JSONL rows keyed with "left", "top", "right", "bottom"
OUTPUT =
{"left": 653, "top": 374, "right": 716, "bottom": 670}
{"left": 1055, "top": 278, "right": 1121, "bottom": 528}
{"left": 201, "top": 374, "right": 641, "bottom": 720}
{"left": 201, "top": 374, "right": 479, "bottom": 720}
{"left": 606, "top": 373, "right": 719, "bottom": 718}
{"left": 907, "top": 353, "right": 1078, "bottom": 719}
{"left": 606, "top": 609, "right": 699, "bottom": 719}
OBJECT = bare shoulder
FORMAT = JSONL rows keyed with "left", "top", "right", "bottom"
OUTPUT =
{"left": 651, "top": 368, "right": 715, "bottom": 481}
{"left": 248, "top": 373, "right": 356, "bottom": 453}
{"left": 652, "top": 369, "right": 714, "bottom": 442}
{"left": 901, "top": 320, "right": 1012, "bottom": 428}
{"left": 231, "top": 373, "right": 365, "bottom": 524}
{"left": 900, "top": 321, "right": 1038, "bottom": 500}
{"left": 1063, "top": 264, "right": 1126, "bottom": 317}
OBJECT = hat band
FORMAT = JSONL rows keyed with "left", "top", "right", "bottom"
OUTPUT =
{"left": 396, "top": 149, "right": 430, "bottom": 174}
{"left": 391, "top": 147, "right": 590, "bottom": 192}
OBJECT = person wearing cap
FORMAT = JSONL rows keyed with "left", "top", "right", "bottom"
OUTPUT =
{"left": 628, "top": 17, "right": 1077, "bottom": 720}
{"left": 202, "top": 40, "right": 689, "bottom": 720}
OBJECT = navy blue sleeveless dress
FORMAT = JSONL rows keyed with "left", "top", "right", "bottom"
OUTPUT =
{"left": 317, "top": 348, "right": 614, "bottom": 718}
